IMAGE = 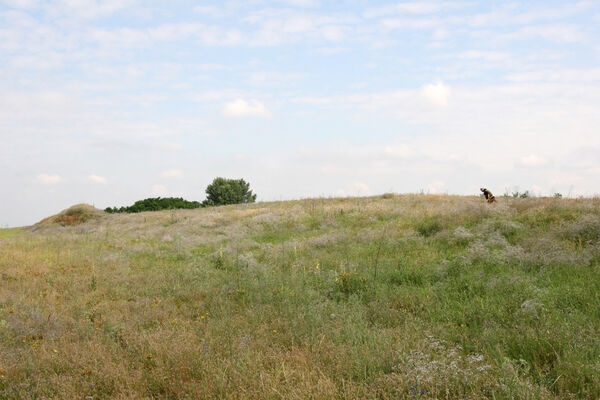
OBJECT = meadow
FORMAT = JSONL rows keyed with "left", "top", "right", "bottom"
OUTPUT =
{"left": 0, "top": 194, "right": 599, "bottom": 399}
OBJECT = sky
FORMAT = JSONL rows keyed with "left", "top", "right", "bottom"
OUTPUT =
{"left": 1, "top": 0, "right": 600, "bottom": 227}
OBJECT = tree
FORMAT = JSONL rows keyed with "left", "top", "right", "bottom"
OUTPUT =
{"left": 203, "top": 177, "right": 257, "bottom": 206}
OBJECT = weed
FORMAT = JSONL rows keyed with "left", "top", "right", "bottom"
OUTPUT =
{"left": 416, "top": 217, "right": 442, "bottom": 237}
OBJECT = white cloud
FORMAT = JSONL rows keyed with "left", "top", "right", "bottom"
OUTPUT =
{"left": 380, "top": 17, "right": 441, "bottom": 30}
{"left": 2, "top": 0, "right": 38, "bottom": 8}
{"left": 222, "top": 99, "right": 272, "bottom": 118}
{"left": 383, "top": 145, "right": 412, "bottom": 159}
{"left": 48, "top": 0, "right": 138, "bottom": 19}
{"left": 321, "top": 25, "right": 346, "bottom": 41}
{"left": 283, "top": 0, "right": 320, "bottom": 7}
{"left": 37, "top": 173, "right": 61, "bottom": 185}
{"left": 353, "top": 182, "right": 371, "bottom": 194}
{"left": 364, "top": 2, "right": 453, "bottom": 18}
{"left": 194, "top": 6, "right": 227, "bottom": 18}
{"left": 506, "top": 68, "right": 600, "bottom": 83}
{"left": 283, "top": 16, "right": 315, "bottom": 33}
{"left": 88, "top": 174, "right": 107, "bottom": 184}
{"left": 531, "top": 184, "right": 545, "bottom": 196}
{"left": 248, "top": 71, "right": 307, "bottom": 86}
{"left": 454, "top": 50, "right": 511, "bottom": 61}
{"left": 160, "top": 169, "right": 183, "bottom": 179}
{"left": 335, "top": 181, "right": 372, "bottom": 196}
{"left": 427, "top": 180, "right": 446, "bottom": 194}
{"left": 521, "top": 154, "right": 547, "bottom": 167}
{"left": 500, "top": 24, "right": 584, "bottom": 44}
{"left": 421, "top": 82, "right": 451, "bottom": 107}
{"left": 154, "top": 142, "right": 183, "bottom": 151}
{"left": 152, "top": 185, "right": 167, "bottom": 195}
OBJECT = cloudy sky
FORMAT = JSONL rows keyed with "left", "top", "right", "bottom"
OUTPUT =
{"left": 1, "top": 0, "right": 599, "bottom": 226}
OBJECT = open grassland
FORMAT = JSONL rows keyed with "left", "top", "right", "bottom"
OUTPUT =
{"left": 1, "top": 194, "right": 600, "bottom": 399}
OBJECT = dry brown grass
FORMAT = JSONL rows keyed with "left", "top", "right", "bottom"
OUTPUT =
{"left": 36, "top": 204, "right": 104, "bottom": 227}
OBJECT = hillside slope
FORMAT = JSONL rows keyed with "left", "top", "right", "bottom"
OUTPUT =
{"left": 1, "top": 194, "right": 600, "bottom": 399}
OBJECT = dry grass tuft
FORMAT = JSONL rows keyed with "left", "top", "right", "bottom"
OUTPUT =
{"left": 35, "top": 204, "right": 104, "bottom": 227}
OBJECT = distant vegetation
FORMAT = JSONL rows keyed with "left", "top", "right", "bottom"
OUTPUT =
{"left": 104, "top": 177, "right": 257, "bottom": 213}
{"left": 104, "top": 197, "right": 201, "bottom": 213}
{"left": 202, "top": 177, "right": 257, "bottom": 207}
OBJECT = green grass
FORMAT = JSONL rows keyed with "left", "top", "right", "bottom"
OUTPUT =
{"left": 0, "top": 194, "right": 599, "bottom": 399}
{"left": 0, "top": 228, "right": 21, "bottom": 238}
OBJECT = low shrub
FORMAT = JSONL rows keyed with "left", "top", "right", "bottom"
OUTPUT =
{"left": 105, "top": 197, "right": 201, "bottom": 213}
{"left": 416, "top": 217, "right": 443, "bottom": 237}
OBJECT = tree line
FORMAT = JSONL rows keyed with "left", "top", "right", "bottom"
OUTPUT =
{"left": 104, "top": 177, "right": 256, "bottom": 213}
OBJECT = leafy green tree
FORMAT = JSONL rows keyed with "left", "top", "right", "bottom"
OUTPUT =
{"left": 203, "top": 177, "right": 257, "bottom": 206}
{"left": 104, "top": 197, "right": 201, "bottom": 213}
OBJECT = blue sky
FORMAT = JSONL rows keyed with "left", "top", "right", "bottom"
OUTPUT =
{"left": 1, "top": 0, "right": 599, "bottom": 226}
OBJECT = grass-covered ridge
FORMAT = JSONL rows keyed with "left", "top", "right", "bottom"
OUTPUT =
{"left": 36, "top": 203, "right": 104, "bottom": 226}
{"left": 1, "top": 194, "right": 599, "bottom": 399}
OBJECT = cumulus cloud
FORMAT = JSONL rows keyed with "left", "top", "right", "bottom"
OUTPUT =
{"left": 222, "top": 99, "right": 271, "bottom": 117}
{"left": 160, "top": 169, "right": 183, "bottom": 179}
{"left": 152, "top": 185, "right": 167, "bottom": 195}
{"left": 37, "top": 173, "right": 61, "bottom": 185}
{"left": 353, "top": 182, "right": 371, "bottom": 194}
{"left": 521, "top": 154, "right": 547, "bottom": 167}
{"left": 421, "top": 81, "right": 451, "bottom": 107}
{"left": 427, "top": 180, "right": 446, "bottom": 194}
{"left": 88, "top": 174, "right": 108, "bottom": 184}
{"left": 335, "top": 182, "right": 371, "bottom": 196}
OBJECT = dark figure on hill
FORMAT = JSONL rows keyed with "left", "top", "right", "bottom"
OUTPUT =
{"left": 480, "top": 188, "right": 497, "bottom": 203}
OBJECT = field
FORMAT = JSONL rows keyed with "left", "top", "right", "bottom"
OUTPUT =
{"left": 1, "top": 194, "right": 599, "bottom": 399}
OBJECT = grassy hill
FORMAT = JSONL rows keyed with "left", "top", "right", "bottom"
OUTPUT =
{"left": 1, "top": 194, "right": 599, "bottom": 399}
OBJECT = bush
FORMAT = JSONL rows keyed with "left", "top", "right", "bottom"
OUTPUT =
{"left": 104, "top": 197, "right": 201, "bottom": 213}
{"left": 202, "top": 177, "right": 257, "bottom": 207}
{"left": 416, "top": 216, "right": 442, "bottom": 237}
{"left": 561, "top": 214, "right": 600, "bottom": 244}
{"left": 511, "top": 190, "right": 531, "bottom": 198}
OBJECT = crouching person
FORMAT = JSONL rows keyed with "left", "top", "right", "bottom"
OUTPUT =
{"left": 480, "top": 188, "right": 497, "bottom": 203}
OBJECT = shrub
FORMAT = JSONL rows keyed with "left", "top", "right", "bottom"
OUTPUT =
{"left": 561, "top": 214, "right": 600, "bottom": 244}
{"left": 416, "top": 217, "right": 442, "bottom": 237}
{"left": 202, "top": 177, "right": 257, "bottom": 207}
{"left": 105, "top": 197, "right": 201, "bottom": 213}
{"left": 511, "top": 190, "right": 531, "bottom": 198}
